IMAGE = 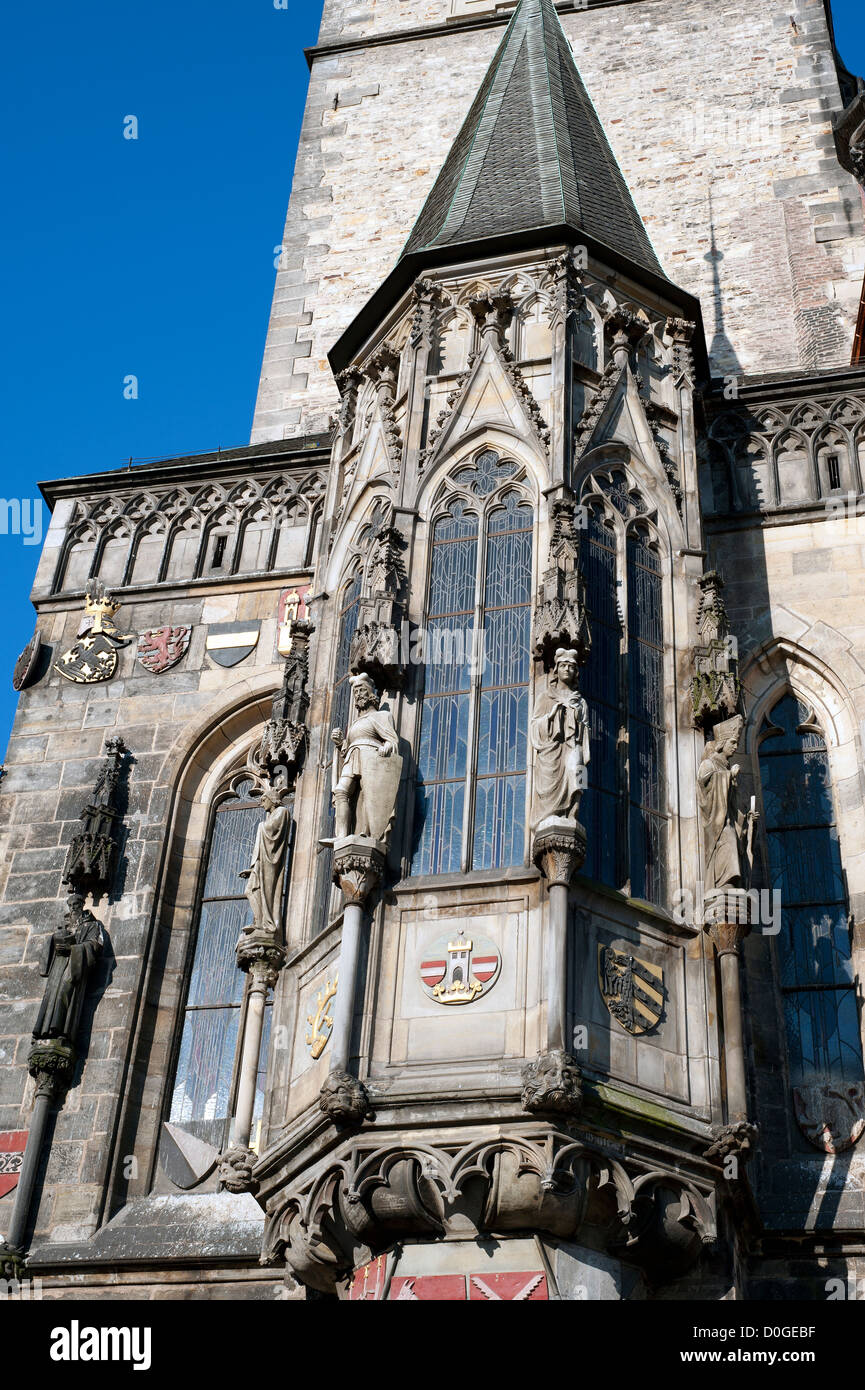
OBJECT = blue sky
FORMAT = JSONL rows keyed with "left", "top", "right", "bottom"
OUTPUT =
{"left": 0, "top": 0, "right": 863, "bottom": 753}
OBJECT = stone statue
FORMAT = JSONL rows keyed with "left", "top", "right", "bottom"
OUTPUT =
{"left": 331, "top": 674, "right": 403, "bottom": 843}
{"left": 696, "top": 715, "right": 756, "bottom": 892}
{"left": 239, "top": 785, "right": 292, "bottom": 937}
{"left": 33, "top": 893, "right": 104, "bottom": 1043}
{"left": 530, "top": 648, "right": 591, "bottom": 829}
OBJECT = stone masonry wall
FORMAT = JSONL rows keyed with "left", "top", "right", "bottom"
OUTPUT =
{"left": 251, "top": 0, "right": 865, "bottom": 442}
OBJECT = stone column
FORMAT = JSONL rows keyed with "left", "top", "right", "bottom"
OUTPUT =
{"left": 319, "top": 838, "right": 383, "bottom": 1126}
{"left": 0, "top": 1040, "right": 76, "bottom": 1276}
{"left": 704, "top": 890, "right": 753, "bottom": 1125}
{"left": 219, "top": 933, "right": 285, "bottom": 1194}
{"left": 533, "top": 820, "right": 586, "bottom": 1053}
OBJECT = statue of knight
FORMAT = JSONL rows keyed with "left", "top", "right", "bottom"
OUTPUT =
{"left": 330, "top": 673, "right": 403, "bottom": 846}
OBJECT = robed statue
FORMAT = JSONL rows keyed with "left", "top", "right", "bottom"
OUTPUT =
{"left": 331, "top": 673, "right": 402, "bottom": 843}
{"left": 530, "top": 648, "right": 591, "bottom": 829}
{"left": 697, "top": 715, "right": 757, "bottom": 892}
{"left": 33, "top": 893, "right": 104, "bottom": 1043}
{"left": 239, "top": 785, "right": 292, "bottom": 937}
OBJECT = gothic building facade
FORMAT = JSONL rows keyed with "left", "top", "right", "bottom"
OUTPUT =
{"left": 3, "top": 0, "right": 865, "bottom": 1301}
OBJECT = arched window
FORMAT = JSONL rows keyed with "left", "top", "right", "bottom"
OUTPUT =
{"left": 169, "top": 777, "right": 270, "bottom": 1150}
{"left": 413, "top": 457, "right": 533, "bottom": 875}
{"left": 758, "top": 694, "right": 863, "bottom": 1086}
{"left": 579, "top": 472, "right": 667, "bottom": 904}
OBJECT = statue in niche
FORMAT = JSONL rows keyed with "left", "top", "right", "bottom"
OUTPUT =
{"left": 697, "top": 714, "right": 757, "bottom": 893}
{"left": 530, "top": 648, "right": 591, "bottom": 829}
{"left": 331, "top": 674, "right": 402, "bottom": 843}
{"left": 33, "top": 893, "right": 104, "bottom": 1043}
{"left": 239, "top": 785, "right": 292, "bottom": 938}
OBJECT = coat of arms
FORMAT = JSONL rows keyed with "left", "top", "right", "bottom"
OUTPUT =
{"left": 136, "top": 625, "right": 192, "bottom": 674}
{"left": 598, "top": 944, "right": 664, "bottom": 1035}
{"left": 793, "top": 1081, "right": 865, "bottom": 1154}
{"left": 55, "top": 581, "right": 133, "bottom": 684}
{"left": 0, "top": 1130, "right": 28, "bottom": 1198}
{"left": 205, "top": 621, "right": 260, "bottom": 668}
{"left": 419, "top": 928, "right": 500, "bottom": 1005}
{"left": 13, "top": 629, "right": 42, "bottom": 691}
{"left": 277, "top": 582, "right": 311, "bottom": 657}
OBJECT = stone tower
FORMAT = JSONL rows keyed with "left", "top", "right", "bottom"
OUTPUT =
{"left": 2, "top": 0, "right": 865, "bottom": 1303}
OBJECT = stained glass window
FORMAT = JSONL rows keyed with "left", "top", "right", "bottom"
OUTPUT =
{"left": 315, "top": 572, "right": 362, "bottom": 928}
{"left": 627, "top": 530, "right": 666, "bottom": 903}
{"left": 580, "top": 485, "right": 667, "bottom": 905}
{"left": 758, "top": 694, "right": 863, "bottom": 1086}
{"left": 169, "top": 779, "right": 269, "bottom": 1150}
{"left": 413, "top": 472, "right": 533, "bottom": 875}
{"left": 580, "top": 507, "right": 620, "bottom": 886}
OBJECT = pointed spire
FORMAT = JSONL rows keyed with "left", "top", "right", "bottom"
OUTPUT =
{"left": 401, "top": 0, "right": 661, "bottom": 278}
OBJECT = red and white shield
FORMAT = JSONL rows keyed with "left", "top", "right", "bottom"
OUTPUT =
{"left": 0, "top": 1131, "right": 27, "bottom": 1198}
{"left": 419, "top": 958, "right": 447, "bottom": 988}
{"left": 137, "top": 625, "right": 192, "bottom": 675}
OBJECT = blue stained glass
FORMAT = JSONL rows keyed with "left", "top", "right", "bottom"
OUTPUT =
{"left": 315, "top": 574, "right": 362, "bottom": 930}
{"left": 170, "top": 1006, "right": 241, "bottom": 1129}
{"left": 474, "top": 773, "right": 526, "bottom": 870}
{"left": 188, "top": 900, "right": 249, "bottom": 1008}
{"left": 760, "top": 693, "right": 863, "bottom": 1087}
{"left": 476, "top": 687, "right": 527, "bottom": 775}
{"left": 581, "top": 509, "right": 620, "bottom": 887}
{"left": 413, "top": 780, "right": 465, "bottom": 875}
{"left": 202, "top": 804, "right": 266, "bottom": 899}
{"left": 413, "top": 486, "right": 532, "bottom": 875}
{"left": 627, "top": 531, "right": 666, "bottom": 904}
{"left": 454, "top": 449, "right": 518, "bottom": 496}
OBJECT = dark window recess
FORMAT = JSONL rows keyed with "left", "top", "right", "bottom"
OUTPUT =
{"left": 211, "top": 533, "right": 228, "bottom": 569}
{"left": 827, "top": 455, "right": 841, "bottom": 491}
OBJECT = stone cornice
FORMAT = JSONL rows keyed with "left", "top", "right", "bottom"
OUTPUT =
{"left": 307, "top": 0, "right": 655, "bottom": 65}
{"left": 39, "top": 435, "right": 333, "bottom": 510}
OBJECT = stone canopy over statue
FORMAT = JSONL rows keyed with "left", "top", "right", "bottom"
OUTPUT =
{"left": 33, "top": 893, "right": 104, "bottom": 1043}
{"left": 530, "top": 648, "right": 591, "bottom": 831}
{"left": 697, "top": 714, "right": 757, "bottom": 893}
{"left": 331, "top": 673, "right": 403, "bottom": 845}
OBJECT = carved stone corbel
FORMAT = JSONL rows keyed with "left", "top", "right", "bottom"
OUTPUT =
{"left": 319, "top": 1071, "right": 373, "bottom": 1127}
{"left": 521, "top": 1050, "right": 583, "bottom": 1117}
{"left": 704, "top": 1120, "right": 758, "bottom": 1168}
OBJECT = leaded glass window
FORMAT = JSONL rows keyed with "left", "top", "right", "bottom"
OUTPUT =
{"left": 169, "top": 778, "right": 269, "bottom": 1150}
{"left": 579, "top": 472, "right": 667, "bottom": 905}
{"left": 314, "top": 572, "right": 362, "bottom": 929}
{"left": 413, "top": 461, "right": 533, "bottom": 875}
{"left": 627, "top": 529, "right": 666, "bottom": 903}
{"left": 758, "top": 694, "right": 863, "bottom": 1086}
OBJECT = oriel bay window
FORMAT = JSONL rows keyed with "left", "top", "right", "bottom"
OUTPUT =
{"left": 169, "top": 777, "right": 272, "bottom": 1152}
{"left": 412, "top": 450, "right": 534, "bottom": 875}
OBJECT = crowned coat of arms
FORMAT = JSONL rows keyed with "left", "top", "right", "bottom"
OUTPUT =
{"left": 55, "top": 582, "right": 133, "bottom": 684}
